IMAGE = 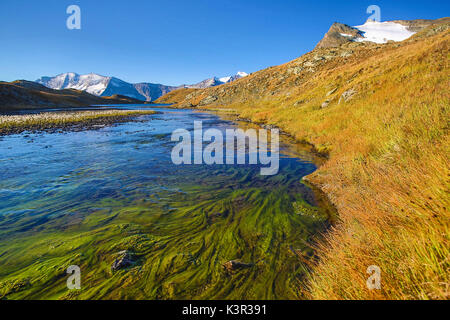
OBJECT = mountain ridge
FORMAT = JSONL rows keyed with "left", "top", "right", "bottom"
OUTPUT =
{"left": 316, "top": 17, "right": 450, "bottom": 48}
{"left": 36, "top": 71, "right": 248, "bottom": 102}
{"left": 157, "top": 17, "right": 449, "bottom": 108}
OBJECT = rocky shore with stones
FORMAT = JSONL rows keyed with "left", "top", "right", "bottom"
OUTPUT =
{"left": 0, "top": 109, "right": 157, "bottom": 136}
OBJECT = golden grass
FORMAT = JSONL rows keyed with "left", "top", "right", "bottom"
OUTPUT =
{"left": 157, "top": 26, "right": 450, "bottom": 299}
{"left": 157, "top": 88, "right": 198, "bottom": 104}
{"left": 0, "top": 109, "right": 156, "bottom": 135}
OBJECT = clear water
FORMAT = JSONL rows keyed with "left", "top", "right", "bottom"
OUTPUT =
{"left": 0, "top": 106, "right": 328, "bottom": 300}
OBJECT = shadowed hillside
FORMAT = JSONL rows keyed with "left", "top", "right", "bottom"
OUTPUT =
{"left": 0, "top": 80, "right": 144, "bottom": 112}
{"left": 156, "top": 19, "right": 450, "bottom": 299}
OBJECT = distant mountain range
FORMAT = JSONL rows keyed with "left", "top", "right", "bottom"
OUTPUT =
{"left": 36, "top": 71, "right": 248, "bottom": 102}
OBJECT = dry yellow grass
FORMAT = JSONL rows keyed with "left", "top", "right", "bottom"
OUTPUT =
{"left": 157, "top": 25, "right": 450, "bottom": 299}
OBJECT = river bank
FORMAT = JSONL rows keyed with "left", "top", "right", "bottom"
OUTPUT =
{"left": 154, "top": 26, "right": 449, "bottom": 299}
{"left": 208, "top": 108, "right": 338, "bottom": 226}
{"left": 0, "top": 109, "right": 157, "bottom": 135}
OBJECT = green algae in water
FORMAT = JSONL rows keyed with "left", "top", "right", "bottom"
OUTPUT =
{"left": 0, "top": 108, "right": 329, "bottom": 300}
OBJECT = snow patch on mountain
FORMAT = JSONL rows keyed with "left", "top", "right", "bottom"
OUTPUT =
{"left": 219, "top": 76, "right": 232, "bottom": 83}
{"left": 186, "top": 72, "right": 249, "bottom": 89}
{"left": 218, "top": 72, "right": 247, "bottom": 84}
{"left": 235, "top": 71, "right": 248, "bottom": 78}
{"left": 354, "top": 20, "right": 416, "bottom": 44}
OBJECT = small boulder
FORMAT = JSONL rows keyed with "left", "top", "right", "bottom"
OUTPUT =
{"left": 223, "top": 260, "right": 253, "bottom": 272}
{"left": 303, "top": 61, "right": 316, "bottom": 68}
{"left": 339, "top": 88, "right": 357, "bottom": 103}
{"left": 180, "top": 102, "right": 195, "bottom": 108}
{"left": 340, "top": 50, "right": 354, "bottom": 58}
{"left": 287, "top": 66, "right": 304, "bottom": 75}
{"left": 111, "top": 250, "right": 135, "bottom": 272}
{"left": 199, "top": 95, "right": 218, "bottom": 106}
{"left": 294, "top": 100, "right": 305, "bottom": 107}
{"left": 321, "top": 100, "right": 330, "bottom": 108}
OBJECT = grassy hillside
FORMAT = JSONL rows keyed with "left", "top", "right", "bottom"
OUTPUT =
{"left": 156, "top": 22, "right": 450, "bottom": 299}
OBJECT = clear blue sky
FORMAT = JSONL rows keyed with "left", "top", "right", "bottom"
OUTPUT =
{"left": 0, "top": 0, "right": 448, "bottom": 85}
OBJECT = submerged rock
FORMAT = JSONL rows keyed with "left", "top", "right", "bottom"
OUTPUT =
{"left": 223, "top": 260, "right": 253, "bottom": 272}
{"left": 111, "top": 250, "right": 135, "bottom": 272}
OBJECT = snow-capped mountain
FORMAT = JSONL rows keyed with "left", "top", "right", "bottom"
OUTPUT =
{"left": 219, "top": 71, "right": 249, "bottom": 84}
{"left": 37, "top": 73, "right": 109, "bottom": 96}
{"left": 182, "top": 71, "right": 249, "bottom": 89}
{"left": 36, "top": 71, "right": 248, "bottom": 101}
{"left": 36, "top": 73, "right": 177, "bottom": 101}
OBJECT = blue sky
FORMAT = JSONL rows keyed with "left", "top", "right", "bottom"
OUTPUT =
{"left": 0, "top": 0, "right": 448, "bottom": 85}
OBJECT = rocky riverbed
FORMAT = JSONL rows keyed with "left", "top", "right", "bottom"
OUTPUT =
{"left": 0, "top": 109, "right": 157, "bottom": 135}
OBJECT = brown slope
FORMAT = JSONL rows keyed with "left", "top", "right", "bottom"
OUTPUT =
{"left": 315, "top": 22, "right": 362, "bottom": 49}
{"left": 0, "top": 80, "right": 144, "bottom": 112}
{"left": 156, "top": 18, "right": 449, "bottom": 110}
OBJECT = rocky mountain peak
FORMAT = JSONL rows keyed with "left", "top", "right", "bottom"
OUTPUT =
{"left": 315, "top": 17, "right": 449, "bottom": 49}
{"left": 316, "top": 22, "right": 362, "bottom": 49}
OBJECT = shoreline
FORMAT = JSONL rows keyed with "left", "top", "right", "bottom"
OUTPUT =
{"left": 205, "top": 107, "right": 336, "bottom": 210}
{"left": 207, "top": 107, "right": 340, "bottom": 285}
{"left": 0, "top": 109, "right": 157, "bottom": 136}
